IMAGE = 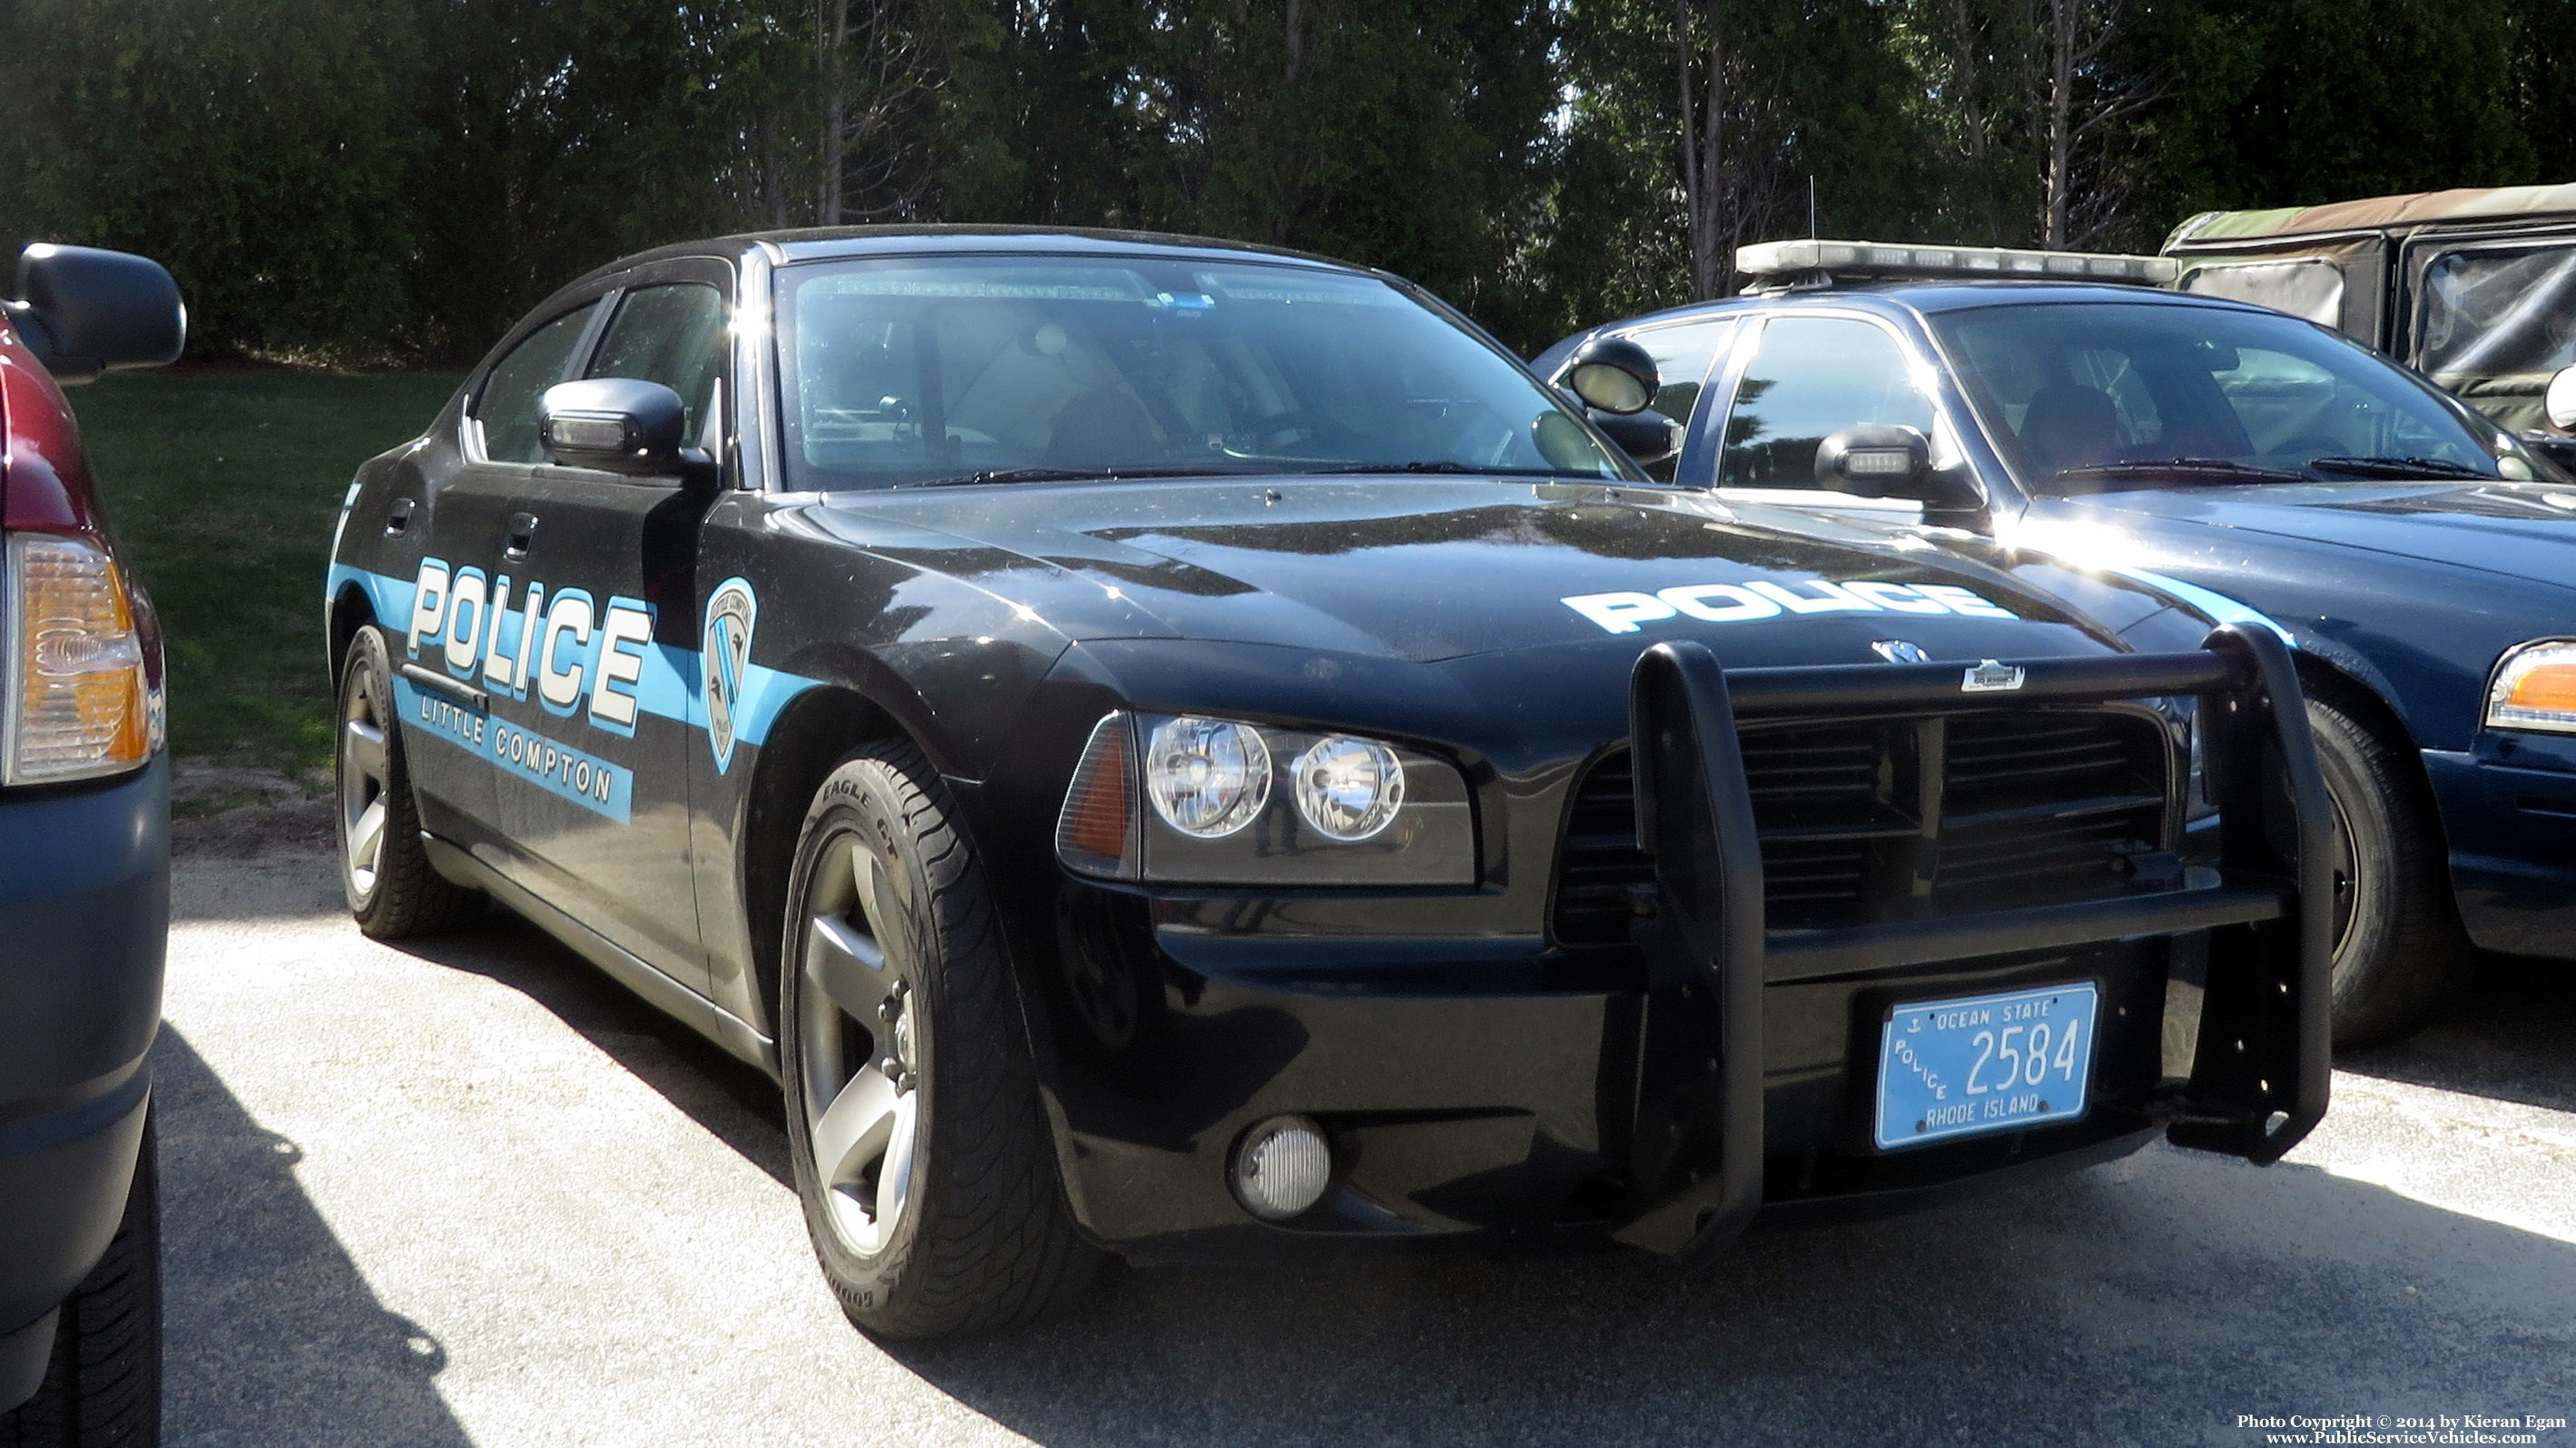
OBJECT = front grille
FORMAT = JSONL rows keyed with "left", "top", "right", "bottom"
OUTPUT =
{"left": 1550, "top": 707, "right": 2172, "bottom": 948}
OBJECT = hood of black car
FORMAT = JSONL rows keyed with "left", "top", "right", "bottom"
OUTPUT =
{"left": 807, "top": 477, "right": 2133, "bottom": 666}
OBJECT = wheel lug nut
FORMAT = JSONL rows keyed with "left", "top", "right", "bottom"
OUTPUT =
{"left": 877, "top": 1000, "right": 899, "bottom": 1022}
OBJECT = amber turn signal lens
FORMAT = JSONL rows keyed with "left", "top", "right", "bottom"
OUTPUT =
{"left": 7, "top": 532, "right": 153, "bottom": 783}
{"left": 2488, "top": 641, "right": 2576, "bottom": 734}
{"left": 1055, "top": 713, "right": 1140, "bottom": 879}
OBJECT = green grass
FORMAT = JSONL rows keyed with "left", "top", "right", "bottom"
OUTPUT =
{"left": 66, "top": 368, "right": 466, "bottom": 773}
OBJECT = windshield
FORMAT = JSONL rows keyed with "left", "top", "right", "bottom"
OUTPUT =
{"left": 773, "top": 255, "right": 1628, "bottom": 489}
{"left": 1930, "top": 300, "right": 2515, "bottom": 493}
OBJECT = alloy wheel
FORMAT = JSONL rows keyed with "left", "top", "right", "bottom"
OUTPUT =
{"left": 339, "top": 665, "right": 393, "bottom": 901}
{"left": 796, "top": 833, "right": 923, "bottom": 1256}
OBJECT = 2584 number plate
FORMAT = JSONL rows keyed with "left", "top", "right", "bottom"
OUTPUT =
{"left": 1874, "top": 982, "right": 2098, "bottom": 1150}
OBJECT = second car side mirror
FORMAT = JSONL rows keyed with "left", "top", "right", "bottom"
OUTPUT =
{"left": 4, "top": 243, "right": 185, "bottom": 384}
{"left": 1814, "top": 424, "right": 1982, "bottom": 508}
{"left": 1592, "top": 409, "right": 1682, "bottom": 468}
{"left": 2548, "top": 364, "right": 2576, "bottom": 431}
{"left": 1556, "top": 337, "right": 1661, "bottom": 415}
{"left": 540, "top": 378, "right": 714, "bottom": 484}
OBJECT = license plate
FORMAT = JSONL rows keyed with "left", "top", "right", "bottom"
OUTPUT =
{"left": 1874, "top": 982, "right": 2099, "bottom": 1150}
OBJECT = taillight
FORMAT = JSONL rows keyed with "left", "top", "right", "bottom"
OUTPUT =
{"left": 5, "top": 531, "right": 160, "bottom": 783}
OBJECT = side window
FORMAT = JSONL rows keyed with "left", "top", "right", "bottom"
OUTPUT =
{"left": 2181, "top": 260, "right": 2346, "bottom": 330}
{"left": 1718, "top": 317, "right": 1935, "bottom": 489}
{"left": 2416, "top": 246, "right": 2576, "bottom": 431}
{"left": 1624, "top": 318, "right": 1738, "bottom": 423}
{"left": 587, "top": 282, "right": 729, "bottom": 441}
{"left": 473, "top": 302, "right": 598, "bottom": 464}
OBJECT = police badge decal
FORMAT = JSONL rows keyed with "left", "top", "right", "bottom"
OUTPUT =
{"left": 702, "top": 578, "right": 758, "bottom": 772}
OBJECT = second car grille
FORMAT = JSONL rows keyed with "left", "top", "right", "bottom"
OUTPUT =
{"left": 1551, "top": 707, "right": 2172, "bottom": 948}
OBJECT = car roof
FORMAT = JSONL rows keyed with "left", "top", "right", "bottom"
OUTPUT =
{"left": 1577, "top": 279, "right": 2272, "bottom": 340}
{"left": 563, "top": 225, "right": 1362, "bottom": 291}
{"left": 2166, "top": 181, "right": 2576, "bottom": 249}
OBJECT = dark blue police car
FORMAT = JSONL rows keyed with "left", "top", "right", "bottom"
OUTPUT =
{"left": 1543, "top": 238, "right": 2576, "bottom": 1045}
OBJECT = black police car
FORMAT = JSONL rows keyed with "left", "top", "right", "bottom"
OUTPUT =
{"left": 1544, "top": 238, "right": 2576, "bottom": 1048}
{"left": 324, "top": 227, "right": 2330, "bottom": 1339}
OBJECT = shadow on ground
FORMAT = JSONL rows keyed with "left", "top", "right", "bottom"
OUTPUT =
{"left": 2337, "top": 951, "right": 2576, "bottom": 1114}
{"left": 155, "top": 1027, "right": 474, "bottom": 1448}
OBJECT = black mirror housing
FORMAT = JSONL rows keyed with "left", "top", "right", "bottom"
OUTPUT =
{"left": 1813, "top": 424, "right": 1985, "bottom": 509}
{"left": 540, "top": 378, "right": 707, "bottom": 479}
{"left": 1558, "top": 336, "right": 1660, "bottom": 415}
{"left": 6, "top": 243, "right": 185, "bottom": 384}
{"left": 1815, "top": 424, "right": 1930, "bottom": 492}
{"left": 1592, "top": 408, "right": 1682, "bottom": 468}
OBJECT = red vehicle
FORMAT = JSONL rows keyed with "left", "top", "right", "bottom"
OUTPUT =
{"left": 0, "top": 243, "right": 183, "bottom": 1445}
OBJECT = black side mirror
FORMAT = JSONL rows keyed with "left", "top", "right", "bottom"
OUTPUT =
{"left": 5, "top": 243, "right": 185, "bottom": 384}
{"left": 1593, "top": 409, "right": 1683, "bottom": 469}
{"left": 539, "top": 378, "right": 713, "bottom": 483}
{"left": 1557, "top": 336, "right": 1660, "bottom": 415}
{"left": 1815, "top": 423, "right": 1982, "bottom": 508}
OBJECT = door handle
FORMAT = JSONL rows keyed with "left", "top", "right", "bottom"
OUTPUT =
{"left": 504, "top": 512, "right": 538, "bottom": 560}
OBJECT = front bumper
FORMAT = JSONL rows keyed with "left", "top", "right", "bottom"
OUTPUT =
{"left": 1039, "top": 630, "right": 2329, "bottom": 1261}
{"left": 0, "top": 757, "right": 167, "bottom": 1381}
{"left": 2424, "top": 738, "right": 2576, "bottom": 959}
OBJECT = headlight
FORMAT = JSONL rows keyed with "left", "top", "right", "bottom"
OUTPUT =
{"left": 5, "top": 532, "right": 160, "bottom": 784}
{"left": 1056, "top": 711, "right": 1476, "bottom": 885}
{"left": 1145, "top": 715, "right": 1271, "bottom": 837}
{"left": 1292, "top": 735, "right": 1405, "bottom": 841}
{"left": 2488, "top": 640, "right": 2576, "bottom": 734}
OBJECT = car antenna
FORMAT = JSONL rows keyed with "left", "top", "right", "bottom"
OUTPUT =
{"left": 1808, "top": 177, "right": 1818, "bottom": 237}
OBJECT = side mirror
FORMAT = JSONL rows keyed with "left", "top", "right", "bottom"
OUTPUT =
{"left": 539, "top": 378, "right": 711, "bottom": 481}
{"left": 4, "top": 243, "right": 185, "bottom": 384}
{"left": 1814, "top": 424, "right": 1983, "bottom": 508}
{"left": 2548, "top": 364, "right": 2576, "bottom": 431}
{"left": 1557, "top": 337, "right": 1660, "bottom": 415}
{"left": 1592, "top": 409, "right": 1682, "bottom": 468}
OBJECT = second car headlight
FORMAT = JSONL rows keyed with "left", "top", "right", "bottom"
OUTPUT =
{"left": 1058, "top": 711, "right": 1476, "bottom": 885}
{"left": 2487, "top": 640, "right": 2576, "bottom": 734}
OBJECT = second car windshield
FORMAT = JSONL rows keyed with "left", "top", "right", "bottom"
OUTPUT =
{"left": 773, "top": 254, "right": 1628, "bottom": 489}
{"left": 1930, "top": 300, "right": 2510, "bottom": 491}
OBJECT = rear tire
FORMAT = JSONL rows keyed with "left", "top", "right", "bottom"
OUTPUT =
{"left": 2310, "top": 693, "right": 2472, "bottom": 1048}
{"left": 0, "top": 1113, "right": 160, "bottom": 1448}
{"left": 779, "top": 741, "right": 1103, "bottom": 1339}
{"left": 337, "top": 626, "right": 479, "bottom": 939}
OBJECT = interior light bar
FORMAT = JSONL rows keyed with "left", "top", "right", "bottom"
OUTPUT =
{"left": 1737, "top": 239, "right": 2180, "bottom": 287}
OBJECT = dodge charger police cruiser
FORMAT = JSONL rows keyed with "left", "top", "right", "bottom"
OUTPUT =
{"left": 1545, "top": 238, "right": 2576, "bottom": 1048}
{"left": 324, "top": 228, "right": 2330, "bottom": 1339}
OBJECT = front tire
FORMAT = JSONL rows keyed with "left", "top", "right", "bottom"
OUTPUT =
{"left": 779, "top": 742, "right": 1101, "bottom": 1339}
{"left": 2311, "top": 693, "right": 2472, "bottom": 1048}
{"left": 337, "top": 626, "right": 479, "bottom": 939}
{"left": 0, "top": 1114, "right": 159, "bottom": 1448}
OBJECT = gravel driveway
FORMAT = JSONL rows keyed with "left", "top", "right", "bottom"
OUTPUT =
{"left": 159, "top": 839, "right": 2576, "bottom": 1447}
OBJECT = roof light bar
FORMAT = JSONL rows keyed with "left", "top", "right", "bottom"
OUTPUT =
{"left": 1737, "top": 239, "right": 2179, "bottom": 287}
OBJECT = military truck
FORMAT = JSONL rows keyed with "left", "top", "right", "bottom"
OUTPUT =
{"left": 2164, "top": 183, "right": 2576, "bottom": 465}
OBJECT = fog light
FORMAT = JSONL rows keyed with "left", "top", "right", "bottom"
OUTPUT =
{"left": 1230, "top": 1116, "right": 1331, "bottom": 1221}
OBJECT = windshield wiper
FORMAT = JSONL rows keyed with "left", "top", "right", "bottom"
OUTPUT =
{"left": 1305, "top": 461, "right": 1576, "bottom": 477}
{"left": 2053, "top": 458, "right": 2308, "bottom": 485}
{"left": 2305, "top": 455, "right": 2495, "bottom": 480}
{"left": 902, "top": 464, "right": 1258, "bottom": 488}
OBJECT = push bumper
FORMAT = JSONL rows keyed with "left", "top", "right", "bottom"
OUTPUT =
{"left": 1041, "top": 629, "right": 2330, "bottom": 1262}
{"left": 1617, "top": 626, "right": 2330, "bottom": 1258}
{"left": 2423, "top": 738, "right": 2576, "bottom": 959}
{"left": 0, "top": 758, "right": 167, "bottom": 1409}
